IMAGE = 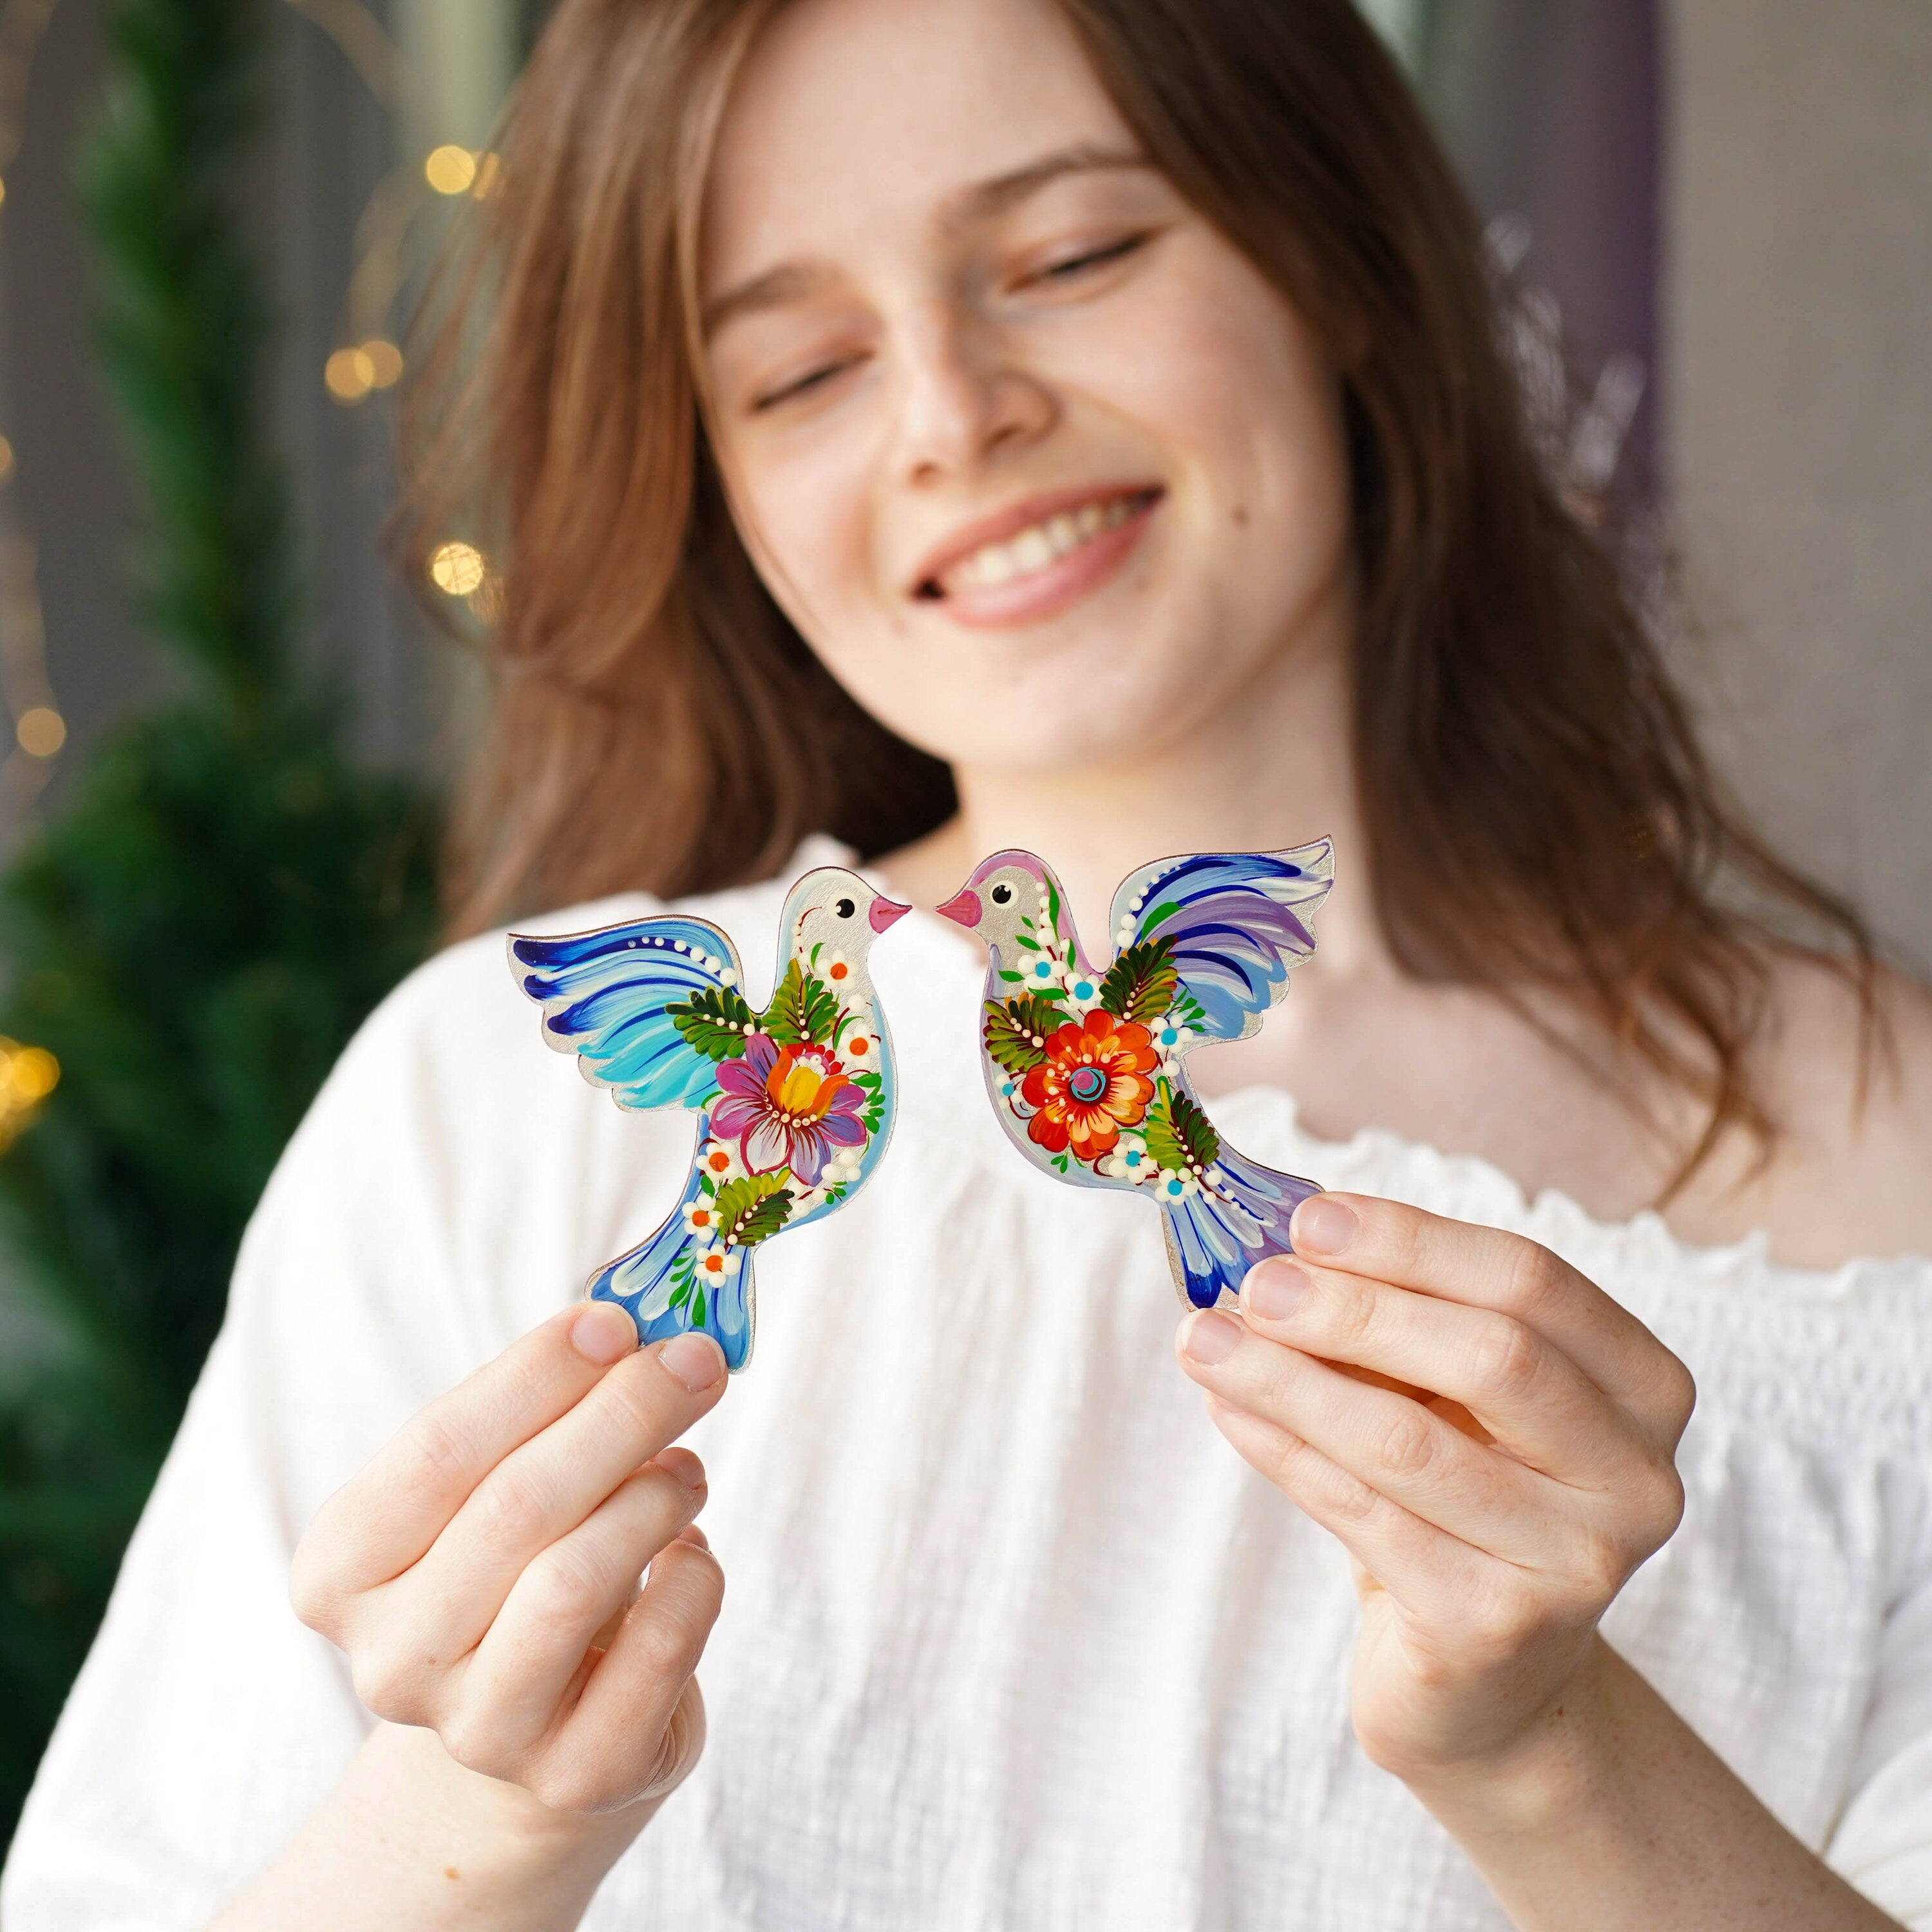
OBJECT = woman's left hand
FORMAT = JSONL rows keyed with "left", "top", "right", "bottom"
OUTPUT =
{"left": 1175, "top": 1191, "right": 1696, "bottom": 1789}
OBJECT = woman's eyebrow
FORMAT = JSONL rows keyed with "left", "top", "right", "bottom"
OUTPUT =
{"left": 704, "top": 261, "right": 834, "bottom": 339}
{"left": 936, "top": 142, "right": 1151, "bottom": 231}
{"left": 702, "top": 144, "right": 1151, "bottom": 339}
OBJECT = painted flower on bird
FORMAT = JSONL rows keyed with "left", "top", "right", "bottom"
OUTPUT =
{"left": 1098, "top": 1130, "right": 1155, "bottom": 1184}
{"left": 683, "top": 1198, "right": 722, "bottom": 1237}
{"left": 1019, "top": 951, "right": 1065, "bottom": 992}
{"left": 696, "top": 1242, "right": 741, "bottom": 1283}
{"left": 696, "top": 1137, "right": 741, "bottom": 1184}
{"left": 1020, "top": 1009, "right": 1158, "bottom": 1160}
{"left": 710, "top": 1030, "right": 868, "bottom": 1188}
{"left": 1061, "top": 967, "right": 1106, "bottom": 1017}
{"left": 1155, "top": 1168, "right": 1200, "bottom": 1204}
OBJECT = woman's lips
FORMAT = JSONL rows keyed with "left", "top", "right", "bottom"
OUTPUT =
{"left": 916, "top": 488, "right": 1164, "bottom": 630}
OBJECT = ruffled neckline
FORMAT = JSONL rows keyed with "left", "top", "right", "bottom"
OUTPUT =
{"left": 1211, "top": 1081, "right": 1930, "bottom": 1305}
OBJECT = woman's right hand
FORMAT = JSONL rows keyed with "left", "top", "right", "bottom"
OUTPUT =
{"left": 290, "top": 1304, "right": 728, "bottom": 1823}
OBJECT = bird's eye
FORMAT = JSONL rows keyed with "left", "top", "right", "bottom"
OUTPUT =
{"left": 834, "top": 897, "right": 855, "bottom": 920}
{"left": 990, "top": 883, "right": 1013, "bottom": 905}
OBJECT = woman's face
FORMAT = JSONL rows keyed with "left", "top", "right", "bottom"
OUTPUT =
{"left": 699, "top": 0, "right": 1355, "bottom": 775}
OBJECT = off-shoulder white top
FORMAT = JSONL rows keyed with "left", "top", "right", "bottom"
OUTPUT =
{"left": 8, "top": 837, "right": 1932, "bottom": 1931}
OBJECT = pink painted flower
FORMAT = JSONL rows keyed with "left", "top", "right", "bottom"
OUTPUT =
{"left": 710, "top": 1032, "right": 867, "bottom": 1188}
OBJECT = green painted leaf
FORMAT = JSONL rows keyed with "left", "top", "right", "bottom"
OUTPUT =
{"left": 983, "top": 994, "right": 1067, "bottom": 1077}
{"left": 667, "top": 984, "right": 756, "bottom": 1061}
{"left": 1099, "top": 937, "right": 1179, "bottom": 1027}
{"left": 691, "top": 1285, "right": 708, "bottom": 1327}
{"left": 735, "top": 1186, "right": 793, "bottom": 1245}
{"left": 714, "top": 1171, "right": 792, "bottom": 1245}
{"left": 1142, "top": 1079, "right": 1220, "bottom": 1173}
{"left": 763, "top": 959, "right": 841, "bottom": 1046}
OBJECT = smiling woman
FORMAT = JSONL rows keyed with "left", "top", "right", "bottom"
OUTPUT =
{"left": 6, "top": 1, "right": 1932, "bottom": 1929}
{"left": 405, "top": 0, "right": 1876, "bottom": 1217}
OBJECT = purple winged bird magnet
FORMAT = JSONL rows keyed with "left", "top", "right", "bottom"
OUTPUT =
{"left": 509, "top": 867, "right": 908, "bottom": 1371}
{"left": 938, "top": 843, "right": 1334, "bottom": 1311}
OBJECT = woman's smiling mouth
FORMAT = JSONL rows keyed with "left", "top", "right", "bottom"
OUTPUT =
{"left": 911, "top": 484, "right": 1164, "bottom": 629}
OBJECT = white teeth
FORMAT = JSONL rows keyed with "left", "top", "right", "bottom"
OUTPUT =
{"left": 943, "top": 493, "right": 1142, "bottom": 594}
{"left": 976, "top": 546, "right": 1019, "bottom": 587}
{"left": 1011, "top": 527, "right": 1055, "bottom": 572}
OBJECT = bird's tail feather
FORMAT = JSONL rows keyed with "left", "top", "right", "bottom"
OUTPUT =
{"left": 1159, "top": 1145, "right": 1321, "bottom": 1310}
{"left": 587, "top": 1166, "right": 755, "bottom": 1370}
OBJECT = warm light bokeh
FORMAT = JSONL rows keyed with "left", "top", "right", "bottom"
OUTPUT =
{"left": 428, "top": 540, "right": 488, "bottom": 597}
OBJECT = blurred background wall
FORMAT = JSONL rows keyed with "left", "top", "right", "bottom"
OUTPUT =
{"left": 1665, "top": 0, "right": 1932, "bottom": 976}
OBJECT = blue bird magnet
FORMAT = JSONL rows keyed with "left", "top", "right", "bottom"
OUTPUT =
{"left": 509, "top": 867, "right": 909, "bottom": 1370}
{"left": 938, "top": 844, "right": 1334, "bottom": 1311}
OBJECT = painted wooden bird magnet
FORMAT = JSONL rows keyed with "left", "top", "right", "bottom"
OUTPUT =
{"left": 509, "top": 867, "right": 908, "bottom": 1370}
{"left": 938, "top": 844, "right": 1333, "bottom": 1310}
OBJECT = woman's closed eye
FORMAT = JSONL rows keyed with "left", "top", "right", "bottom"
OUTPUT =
{"left": 1025, "top": 231, "right": 1150, "bottom": 287}
{"left": 740, "top": 232, "right": 1159, "bottom": 412}
{"left": 752, "top": 354, "right": 866, "bottom": 412}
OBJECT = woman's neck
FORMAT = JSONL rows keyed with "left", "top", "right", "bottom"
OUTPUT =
{"left": 880, "top": 630, "right": 1389, "bottom": 983}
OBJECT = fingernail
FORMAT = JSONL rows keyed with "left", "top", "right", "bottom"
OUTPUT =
{"left": 658, "top": 1332, "right": 727, "bottom": 1391}
{"left": 656, "top": 1447, "right": 707, "bottom": 1492}
{"left": 1293, "top": 1195, "right": 1358, "bottom": 1257}
{"left": 1180, "top": 1309, "right": 1243, "bottom": 1365}
{"left": 571, "top": 1301, "right": 638, "bottom": 1365}
{"left": 1243, "top": 1258, "right": 1311, "bottom": 1322}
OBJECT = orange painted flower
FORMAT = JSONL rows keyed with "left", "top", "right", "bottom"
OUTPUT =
{"left": 1020, "top": 1009, "right": 1158, "bottom": 1159}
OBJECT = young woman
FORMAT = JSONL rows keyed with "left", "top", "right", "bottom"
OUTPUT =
{"left": 7, "top": 0, "right": 1930, "bottom": 1926}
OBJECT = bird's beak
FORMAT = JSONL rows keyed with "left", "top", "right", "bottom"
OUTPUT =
{"left": 869, "top": 895, "right": 911, "bottom": 934}
{"left": 934, "top": 889, "right": 980, "bottom": 929}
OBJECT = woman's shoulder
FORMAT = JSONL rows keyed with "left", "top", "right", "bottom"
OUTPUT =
{"left": 272, "top": 866, "right": 803, "bottom": 1222}
{"left": 1700, "top": 952, "right": 1932, "bottom": 1267}
{"left": 308, "top": 887, "right": 664, "bottom": 1126}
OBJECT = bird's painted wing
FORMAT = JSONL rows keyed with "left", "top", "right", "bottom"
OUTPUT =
{"left": 1106, "top": 841, "right": 1334, "bottom": 1043}
{"left": 507, "top": 916, "right": 746, "bottom": 1112}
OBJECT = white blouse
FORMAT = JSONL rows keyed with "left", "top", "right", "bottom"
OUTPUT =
{"left": 6, "top": 835, "right": 1932, "bottom": 1931}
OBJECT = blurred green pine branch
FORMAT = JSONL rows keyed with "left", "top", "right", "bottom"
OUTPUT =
{"left": 0, "top": 0, "right": 439, "bottom": 1842}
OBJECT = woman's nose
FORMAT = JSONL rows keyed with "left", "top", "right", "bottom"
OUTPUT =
{"left": 889, "top": 302, "right": 1057, "bottom": 486}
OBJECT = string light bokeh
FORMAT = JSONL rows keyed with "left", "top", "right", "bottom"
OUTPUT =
{"left": 285, "top": 0, "right": 510, "bottom": 620}
{"left": 0, "top": 0, "right": 68, "bottom": 841}
{"left": 0, "top": 1034, "right": 55, "bottom": 1150}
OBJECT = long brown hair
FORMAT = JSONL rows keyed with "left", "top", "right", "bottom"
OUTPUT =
{"left": 398, "top": 0, "right": 1871, "bottom": 1189}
